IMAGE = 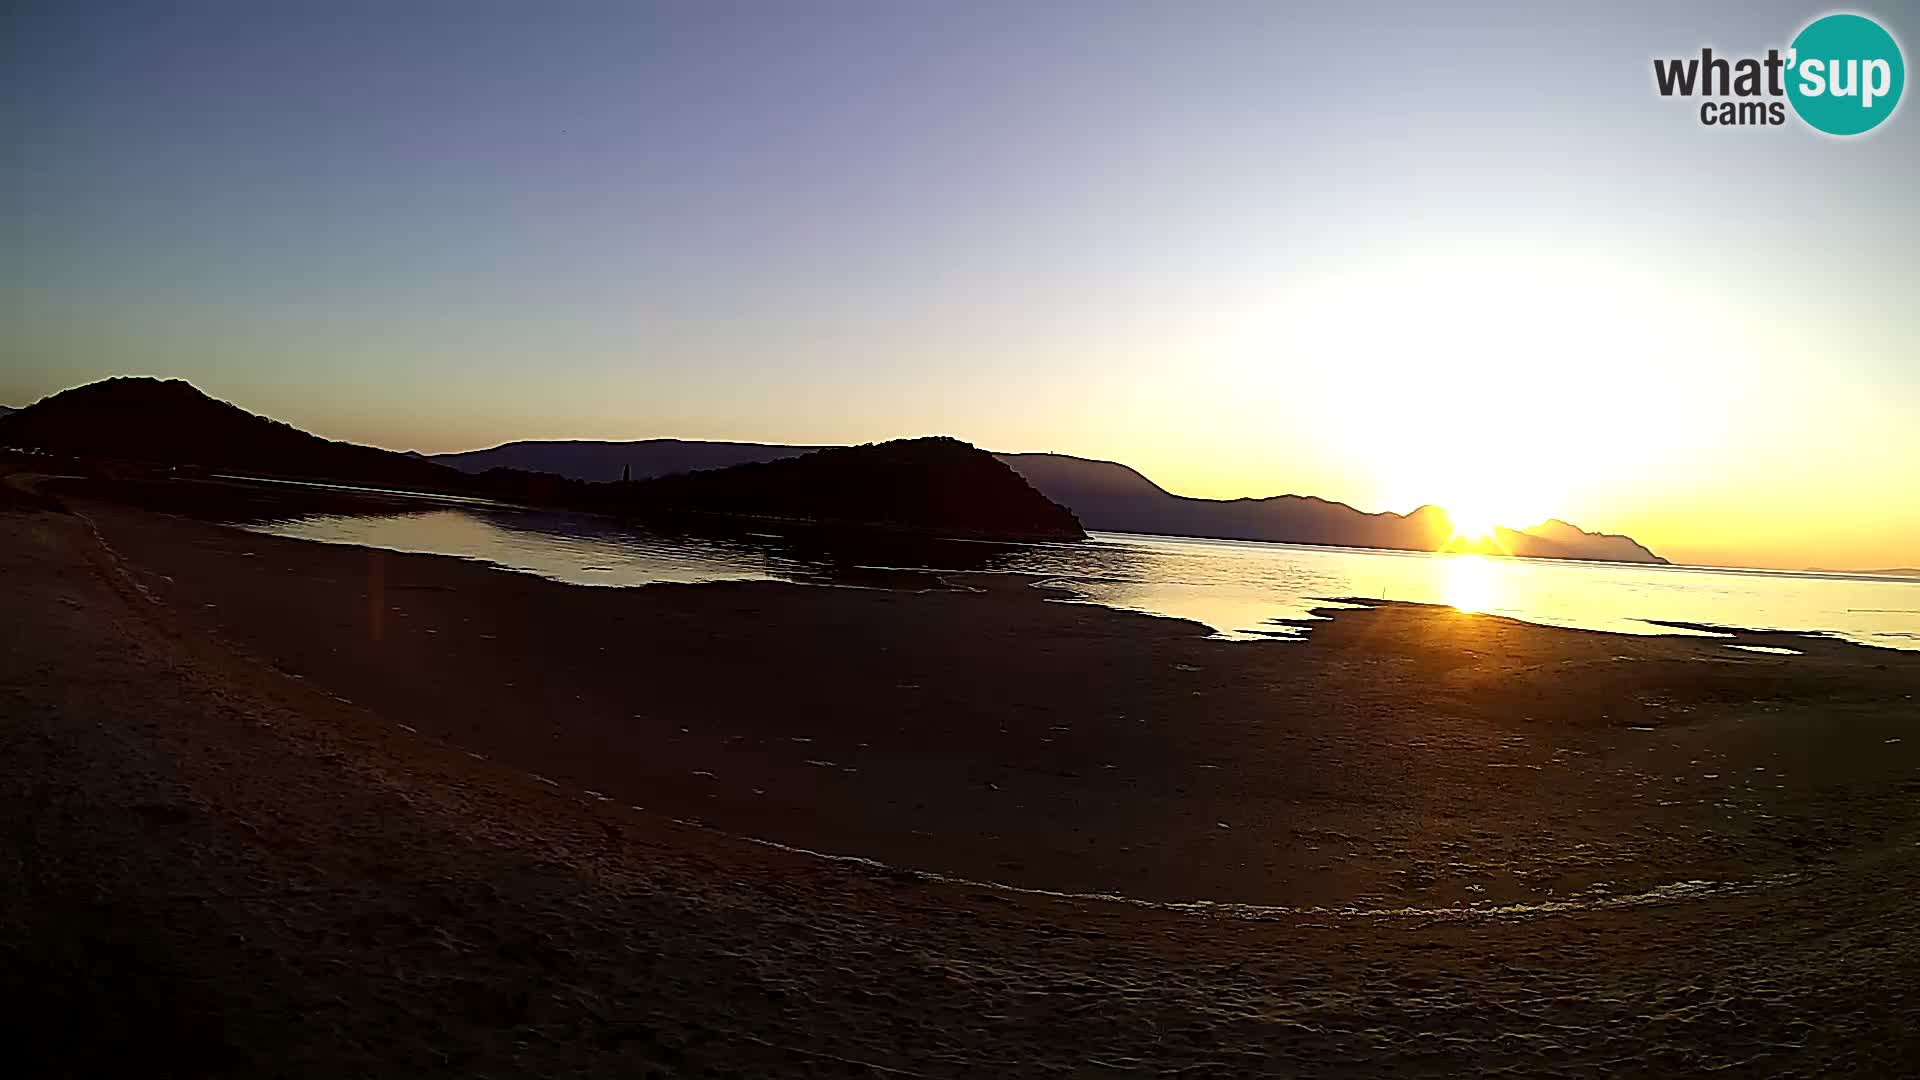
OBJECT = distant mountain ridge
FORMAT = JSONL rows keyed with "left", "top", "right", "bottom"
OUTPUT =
{"left": 0, "top": 378, "right": 1657, "bottom": 560}
{"left": 1504, "top": 517, "right": 1665, "bottom": 565}
{"left": 433, "top": 439, "right": 1668, "bottom": 564}
{"left": 0, "top": 379, "right": 1079, "bottom": 541}
{"left": 434, "top": 438, "right": 821, "bottom": 482}
{"left": 997, "top": 453, "right": 1665, "bottom": 563}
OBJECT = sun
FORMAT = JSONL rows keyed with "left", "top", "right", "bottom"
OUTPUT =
{"left": 1430, "top": 471, "right": 1559, "bottom": 548}
{"left": 1445, "top": 501, "right": 1500, "bottom": 543}
{"left": 1392, "top": 457, "right": 1562, "bottom": 551}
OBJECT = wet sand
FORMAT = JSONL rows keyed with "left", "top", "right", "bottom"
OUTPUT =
{"left": 5, "top": 474, "right": 1919, "bottom": 1075}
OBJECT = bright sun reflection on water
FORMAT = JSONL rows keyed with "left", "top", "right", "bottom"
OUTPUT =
{"left": 244, "top": 510, "right": 1920, "bottom": 651}
{"left": 1443, "top": 555, "right": 1498, "bottom": 614}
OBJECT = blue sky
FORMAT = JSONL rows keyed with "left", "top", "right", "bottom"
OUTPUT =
{"left": 4, "top": 2, "right": 1916, "bottom": 567}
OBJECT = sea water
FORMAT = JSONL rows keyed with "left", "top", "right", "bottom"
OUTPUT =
{"left": 246, "top": 508, "right": 1920, "bottom": 651}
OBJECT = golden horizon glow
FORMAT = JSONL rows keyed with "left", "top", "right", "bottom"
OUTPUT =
{"left": 1445, "top": 505, "right": 1500, "bottom": 545}
{"left": 7, "top": 239, "right": 1915, "bottom": 573}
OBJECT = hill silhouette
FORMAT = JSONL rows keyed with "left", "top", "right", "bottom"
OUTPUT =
{"left": 611, "top": 438, "right": 1082, "bottom": 540}
{"left": 0, "top": 378, "right": 463, "bottom": 490}
{"left": 0, "top": 379, "right": 1082, "bottom": 542}
{"left": 3, "top": 378, "right": 1658, "bottom": 557}
{"left": 998, "top": 453, "right": 1464, "bottom": 551}
{"left": 427, "top": 439, "right": 1667, "bottom": 564}
{"left": 436, "top": 438, "right": 820, "bottom": 481}
{"left": 457, "top": 440, "right": 1083, "bottom": 540}
{"left": 1000, "top": 453, "right": 1667, "bottom": 563}
{"left": 1496, "top": 518, "right": 1665, "bottom": 564}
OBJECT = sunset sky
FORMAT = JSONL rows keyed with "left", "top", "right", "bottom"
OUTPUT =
{"left": 5, "top": 2, "right": 1917, "bottom": 570}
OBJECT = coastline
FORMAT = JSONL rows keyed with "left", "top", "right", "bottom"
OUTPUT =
{"left": 6, "top": 481, "right": 1920, "bottom": 1074}
{"left": 54, "top": 488, "right": 1920, "bottom": 906}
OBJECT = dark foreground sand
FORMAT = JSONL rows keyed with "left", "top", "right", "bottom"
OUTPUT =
{"left": 4, "top": 474, "right": 1919, "bottom": 1076}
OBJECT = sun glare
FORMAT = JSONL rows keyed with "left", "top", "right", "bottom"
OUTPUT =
{"left": 1444, "top": 554, "right": 1498, "bottom": 614}
{"left": 1446, "top": 504, "right": 1499, "bottom": 543}
{"left": 1427, "top": 470, "right": 1557, "bottom": 548}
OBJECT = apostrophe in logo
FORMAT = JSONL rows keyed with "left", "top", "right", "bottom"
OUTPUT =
{"left": 1652, "top": 11, "right": 1904, "bottom": 135}
{"left": 1786, "top": 13, "right": 1905, "bottom": 135}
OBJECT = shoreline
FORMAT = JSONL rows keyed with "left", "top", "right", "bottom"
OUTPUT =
{"left": 7, "top": 479, "right": 1920, "bottom": 1073}
{"left": 56, "top": 483, "right": 1920, "bottom": 908}
{"left": 42, "top": 467, "right": 1920, "bottom": 647}
{"left": 85, "top": 485, "right": 1906, "bottom": 916}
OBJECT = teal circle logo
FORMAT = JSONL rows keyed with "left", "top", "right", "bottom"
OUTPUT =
{"left": 1787, "top": 14, "right": 1905, "bottom": 135}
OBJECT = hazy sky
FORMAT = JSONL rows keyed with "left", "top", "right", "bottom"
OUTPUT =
{"left": 5, "top": 2, "right": 1917, "bottom": 569}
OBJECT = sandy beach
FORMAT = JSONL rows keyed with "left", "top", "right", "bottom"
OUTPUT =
{"left": 6, "top": 475, "right": 1919, "bottom": 1076}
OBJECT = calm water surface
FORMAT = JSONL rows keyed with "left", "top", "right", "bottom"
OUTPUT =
{"left": 246, "top": 508, "right": 1920, "bottom": 651}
